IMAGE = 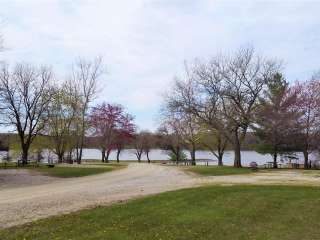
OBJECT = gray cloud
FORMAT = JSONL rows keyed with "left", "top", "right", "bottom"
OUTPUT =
{"left": 0, "top": 0, "right": 319, "bottom": 130}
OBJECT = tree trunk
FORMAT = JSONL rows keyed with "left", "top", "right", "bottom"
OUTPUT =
{"left": 216, "top": 135, "right": 224, "bottom": 166}
{"left": 101, "top": 149, "right": 106, "bottom": 162}
{"left": 273, "top": 152, "right": 278, "bottom": 168}
{"left": 58, "top": 153, "right": 64, "bottom": 164}
{"left": 303, "top": 150, "right": 309, "bottom": 169}
{"left": 77, "top": 147, "right": 83, "bottom": 164}
{"left": 190, "top": 145, "right": 196, "bottom": 166}
{"left": 21, "top": 146, "right": 28, "bottom": 165}
{"left": 137, "top": 152, "right": 142, "bottom": 162}
{"left": 75, "top": 135, "right": 83, "bottom": 164}
{"left": 67, "top": 151, "right": 73, "bottom": 164}
{"left": 176, "top": 147, "right": 180, "bottom": 165}
{"left": 146, "top": 151, "right": 150, "bottom": 163}
{"left": 116, "top": 149, "right": 121, "bottom": 163}
{"left": 105, "top": 149, "right": 111, "bottom": 163}
{"left": 233, "top": 132, "right": 242, "bottom": 168}
{"left": 77, "top": 111, "right": 86, "bottom": 164}
{"left": 218, "top": 154, "right": 223, "bottom": 166}
{"left": 75, "top": 146, "right": 80, "bottom": 163}
{"left": 75, "top": 141, "right": 81, "bottom": 164}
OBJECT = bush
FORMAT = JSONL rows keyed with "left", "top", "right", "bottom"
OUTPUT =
{"left": 168, "top": 151, "right": 187, "bottom": 162}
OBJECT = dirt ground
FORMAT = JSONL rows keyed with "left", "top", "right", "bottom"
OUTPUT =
{"left": 0, "top": 169, "right": 59, "bottom": 190}
{"left": 0, "top": 164, "right": 320, "bottom": 229}
{"left": 0, "top": 163, "right": 197, "bottom": 228}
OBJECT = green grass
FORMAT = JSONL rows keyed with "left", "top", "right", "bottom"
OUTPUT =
{"left": 1, "top": 185, "right": 320, "bottom": 240}
{"left": 34, "top": 164, "right": 126, "bottom": 178}
{"left": 184, "top": 165, "right": 252, "bottom": 176}
{"left": 0, "top": 162, "right": 17, "bottom": 169}
{"left": 0, "top": 162, "right": 39, "bottom": 169}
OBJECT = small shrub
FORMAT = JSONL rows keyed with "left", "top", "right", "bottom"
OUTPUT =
{"left": 168, "top": 151, "right": 187, "bottom": 162}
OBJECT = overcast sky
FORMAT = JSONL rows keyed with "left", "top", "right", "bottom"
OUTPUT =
{"left": 0, "top": 0, "right": 320, "bottom": 131}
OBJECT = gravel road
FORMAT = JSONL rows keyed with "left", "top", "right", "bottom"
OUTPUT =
{"left": 1, "top": 164, "right": 320, "bottom": 229}
{"left": 0, "top": 163, "right": 197, "bottom": 228}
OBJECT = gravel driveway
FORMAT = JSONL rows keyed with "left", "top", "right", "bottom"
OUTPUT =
{"left": 1, "top": 164, "right": 320, "bottom": 229}
{"left": 0, "top": 169, "right": 58, "bottom": 190}
{"left": 0, "top": 163, "right": 197, "bottom": 228}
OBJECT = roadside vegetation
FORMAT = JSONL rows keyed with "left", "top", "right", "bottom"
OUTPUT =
{"left": 34, "top": 164, "right": 127, "bottom": 178}
{"left": 0, "top": 162, "right": 19, "bottom": 169}
{"left": 1, "top": 185, "right": 320, "bottom": 240}
{"left": 183, "top": 165, "right": 320, "bottom": 177}
{"left": 184, "top": 165, "right": 252, "bottom": 176}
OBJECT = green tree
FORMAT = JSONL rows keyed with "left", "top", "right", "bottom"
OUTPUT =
{"left": 254, "top": 73, "right": 299, "bottom": 168}
{"left": 47, "top": 84, "right": 79, "bottom": 163}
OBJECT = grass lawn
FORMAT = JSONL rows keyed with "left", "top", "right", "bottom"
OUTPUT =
{"left": 184, "top": 165, "right": 252, "bottom": 176}
{"left": 1, "top": 185, "right": 320, "bottom": 240}
{"left": 34, "top": 164, "right": 126, "bottom": 178}
{"left": 0, "top": 162, "right": 17, "bottom": 169}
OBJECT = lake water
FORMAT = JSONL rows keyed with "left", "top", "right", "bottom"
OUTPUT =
{"left": 0, "top": 149, "right": 316, "bottom": 166}
{"left": 81, "top": 149, "right": 316, "bottom": 166}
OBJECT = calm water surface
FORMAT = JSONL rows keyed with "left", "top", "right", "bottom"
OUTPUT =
{"left": 0, "top": 149, "right": 315, "bottom": 166}
{"left": 82, "top": 149, "right": 314, "bottom": 166}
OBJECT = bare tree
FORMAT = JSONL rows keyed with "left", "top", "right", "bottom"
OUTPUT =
{"left": 71, "top": 57, "right": 104, "bottom": 164}
{"left": 165, "top": 64, "right": 227, "bottom": 165}
{"left": 165, "top": 47, "right": 280, "bottom": 167}
{"left": 160, "top": 106, "right": 201, "bottom": 165}
{"left": 178, "top": 114, "right": 201, "bottom": 165}
{"left": 133, "top": 133, "right": 144, "bottom": 162}
{"left": 139, "top": 131, "right": 154, "bottom": 163}
{"left": 200, "top": 128, "right": 228, "bottom": 166}
{"left": 193, "top": 47, "right": 280, "bottom": 167}
{"left": 0, "top": 63, "right": 53, "bottom": 164}
{"left": 158, "top": 111, "right": 189, "bottom": 164}
{"left": 162, "top": 73, "right": 203, "bottom": 165}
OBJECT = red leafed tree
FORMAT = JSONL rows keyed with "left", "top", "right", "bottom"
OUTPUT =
{"left": 89, "top": 102, "right": 135, "bottom": 162}
{"left": 114, "top": 113, "right": 135, "bottom": 162}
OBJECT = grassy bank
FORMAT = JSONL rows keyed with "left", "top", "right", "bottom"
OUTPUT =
{"left": 35, "top": 164, "right": 126, "bottom": 178}
{"left": 183, "top": 165, "right": 320, "bottom": 177}
{"left": 0, "top": 162, "right": 17, "bottom": 169}
{"left": 184, "top": 165, "right": 252, "bottom": 176}
{"left": 2, "top": 185, "right": 320, "bottom": 240}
